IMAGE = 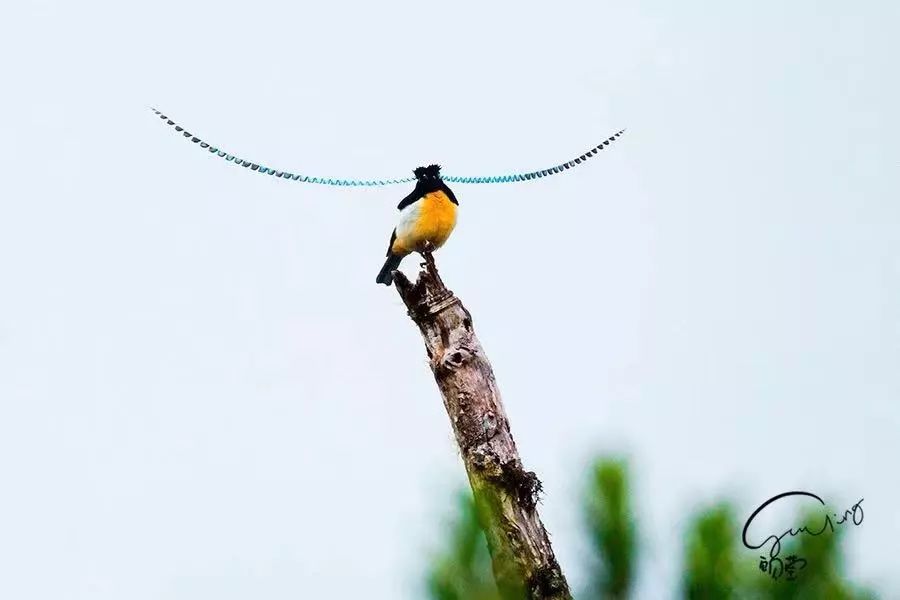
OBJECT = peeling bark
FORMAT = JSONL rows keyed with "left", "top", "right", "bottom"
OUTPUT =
{"left": 393, "top": 252, "right": 572, "bottom": 600}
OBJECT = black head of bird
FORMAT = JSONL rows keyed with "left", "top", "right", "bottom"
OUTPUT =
{"left": 414, "top": 164, "right": 442, "bottom": 184}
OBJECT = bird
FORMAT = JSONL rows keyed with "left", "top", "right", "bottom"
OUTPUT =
{"left": 149, "top": 109, "right": 626, "bottom": 285}
{"left": 376, "top": 164, "right": 457, "bottom": 286}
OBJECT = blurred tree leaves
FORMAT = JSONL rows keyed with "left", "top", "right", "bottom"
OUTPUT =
{"left": 682, "top": 505, "right": 875, "bottom": 599}
{"left": 426, "top": 459, "right": 877, "bottom": 599}
{"left": 427, "top": 492, "right": 501, "bottom": 600}
{"left": 583, "top": 459, "right": 635, "bottom": 600}
{"left": 742, "top": 510, "right": 876, "bottom": 600}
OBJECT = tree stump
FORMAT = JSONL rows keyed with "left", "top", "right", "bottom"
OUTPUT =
{"left": 393, "top": 253, "right": 571, "bottom": 600}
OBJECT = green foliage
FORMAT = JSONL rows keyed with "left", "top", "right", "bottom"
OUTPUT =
{"left": 427, "top": 492, "right": 501, "bottom": 600}
{"left": 742, "top": 511, "right": 876, "bottom": 600}
{"left": 679, "top": 504, "right": 878, "bottom": 600}
{"left": 425, "top": 460, "right": 878, "bottom": 600}
{"left": 584, "top": 458, "right": 636, "bottom": 600}
{"left": 682, "top": 503, "right": 740, "bottom": 600}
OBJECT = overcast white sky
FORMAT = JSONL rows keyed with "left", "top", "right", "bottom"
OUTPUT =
{"left": 2, "top": 0, "right": 898, "bottom": 598}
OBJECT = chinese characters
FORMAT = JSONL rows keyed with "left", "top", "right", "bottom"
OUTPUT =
{"left": 742, "top": 491, "right": 864, "bottom": 582}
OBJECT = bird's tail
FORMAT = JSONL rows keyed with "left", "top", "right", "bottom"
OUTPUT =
{"left": 376, "top": 254, "right": 404, "bottom": 286}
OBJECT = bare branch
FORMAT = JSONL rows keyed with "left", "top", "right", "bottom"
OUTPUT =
{"left": 393, "top": 252, "right": 572, "bottom": 600}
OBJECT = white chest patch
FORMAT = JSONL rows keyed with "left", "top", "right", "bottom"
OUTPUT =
{"left": 395, "top": 200, "right": 422, "bottom": 239}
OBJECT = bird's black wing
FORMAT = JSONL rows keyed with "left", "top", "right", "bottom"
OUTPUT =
{"left": 438, "top": 181, "right": 459, "bottom": 205}
{"left": 385, "top": 229, "right": 397, "bottom": 256}
{"left": 397, "top": 182, "right": 425, "bottom": 210}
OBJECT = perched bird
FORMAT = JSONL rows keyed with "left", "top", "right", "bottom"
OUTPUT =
{"left": 149, "top": 109, "right": 626, "bottom": 285}
{"left": 376, "top": 164, "right": 458, "bottom": 286}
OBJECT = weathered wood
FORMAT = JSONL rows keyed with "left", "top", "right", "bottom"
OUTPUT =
{"left": 393, "top": 252, "right": 571, "bottom": 600}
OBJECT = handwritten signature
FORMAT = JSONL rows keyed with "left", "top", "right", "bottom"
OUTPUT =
{"left": 742, "top": 491, "right": 864, "bottom": 560}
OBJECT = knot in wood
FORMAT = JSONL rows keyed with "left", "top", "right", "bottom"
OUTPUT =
{"left": 439, "top": 347, "right": 471, "bottom": 372}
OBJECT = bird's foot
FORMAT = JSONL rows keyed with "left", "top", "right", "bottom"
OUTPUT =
{"left": 418, "top": 242, "right": 436, "bottom": 269}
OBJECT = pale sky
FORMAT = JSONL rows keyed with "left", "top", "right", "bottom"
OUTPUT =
{"left": 2, "top": 0, "right": 898, "bottom": 598}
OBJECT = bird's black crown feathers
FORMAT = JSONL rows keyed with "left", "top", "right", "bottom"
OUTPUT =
{"left": 414, "top": 164, "right": 442, "bottom": 180}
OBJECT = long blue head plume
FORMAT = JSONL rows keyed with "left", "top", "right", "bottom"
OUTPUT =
{"left": 150, "top": 108, "right": 624, "bottom": 187}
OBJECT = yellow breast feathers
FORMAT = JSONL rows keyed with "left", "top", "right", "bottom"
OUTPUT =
{"left": 391, "top": 191, "right": 458, "bottom": 255}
